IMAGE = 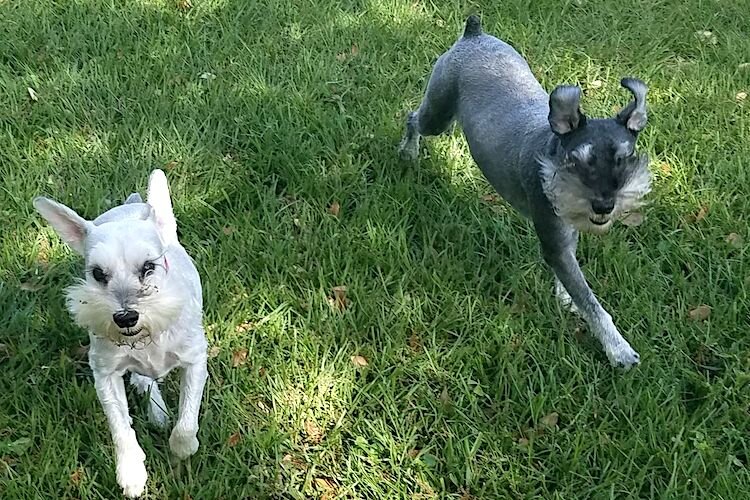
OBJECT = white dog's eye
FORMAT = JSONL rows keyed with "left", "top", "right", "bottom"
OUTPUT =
{"left": 141, "top": 261, "right": 156, "bottom": 279}
{"left": 91, "top": 267, "right": 108, "bottom": 285}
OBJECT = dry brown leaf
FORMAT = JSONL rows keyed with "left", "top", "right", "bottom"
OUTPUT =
{"left": 19, "top": 279, "right": 43, "bottom": 292}
{"left": 689, "top": 204, "right": 709, "bottom": 223}
{"left": 231, "top": 348, "right": 248, "bottom": 367}
{"left": 658, "top": 161, "right": 672, "bottom": 176}
{"left": 315, "top": 477, "right": 335, "bottom": 491}
{"left": 620, "top": 212, "right": 644, "bottom": 227}
{"left": 439, "top": 387, "right": 450, "bottom": 405}
{"left": 540, "top": 412, "right": 559, "bottom": 428}
{"left": 331, "top": 285, "right": 349, "bottom": 310}
{"left": 176, "top": 0, "right": 192, "bottom": 11}
{"left": 226, "top": 432, "right": 241, "bottom": 447}
{"left": 27, "top": 87, "right": 39, "bottom": 102}
{"left": 71, "top": 344, "right": 89, "bottom": 360}
{"left": 281, "top": 453, "right": 306, "bottom": 470}
{"left": 304, "top": 419, "right": 323, "bottom": 444}
{"left": 736, "top": 91, "right": 747, "bottom": 103}
{"left": 208, "top": 346, "right": 221, "bottom": 358}
{"left": 258, "top": 366, "right": 267, "bottom": 377}
{"left": 328, "top": 201, "right": 341, "bottom": 217}
{"left": 481, "top": 193, "right": 500, "bottom": 203}
{"left": 351, "top": 354, "right": 368, "bottom": 367}
{"left": 408, "top": 331, "right": 423, "bottom": 353}
{"left": 236, "top": 321, "right": 254, "bottom": 333}
{"left": 222, "top": 226, "right": 235, "bottom": 235}
{"left": 688, "top": 304, "right": 711, "bottom": 322}
{"left": 165, "top": 160, "right": 178, "bottom": 171}
{"left": 70, "top": 466, "right": 84, "bottom": 486}
{"left": 408, "top": 448, "right": 420, "bottom": 459}
{"left": 727, "top": 233, "right": 744, "bottom": 248}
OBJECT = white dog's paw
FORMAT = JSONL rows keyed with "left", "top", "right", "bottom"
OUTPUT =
{"left": 116, "top": 450, "right": 148, "bottom": 498}
{"left": 606, "top": 342, "right": 641, "bottom": 370}
{"left": 169, "top": 429, "right": 199, "bottom": 459}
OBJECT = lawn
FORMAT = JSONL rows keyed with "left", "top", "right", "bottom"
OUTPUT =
{"left": 1, "top": 0, "right": 748, "bottom": 498}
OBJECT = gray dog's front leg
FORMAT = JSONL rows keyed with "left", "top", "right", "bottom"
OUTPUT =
{"left": 539, "top": 226, "right": 640, "bottom": 369}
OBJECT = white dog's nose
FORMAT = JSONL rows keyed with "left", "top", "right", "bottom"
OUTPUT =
{"left": 113, "top": 310, "right": 139, "bottom": 328}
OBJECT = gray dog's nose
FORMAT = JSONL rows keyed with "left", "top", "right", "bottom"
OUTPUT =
{"left": 591, "top": 199, "right": 615, "bottom": 215}
{"left": 113, "top": 310, "right": 139, "bottom": 328}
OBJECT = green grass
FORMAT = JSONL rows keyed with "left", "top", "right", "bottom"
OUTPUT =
{"left": 1, "top": 0, "right": 748, "bottom": 498}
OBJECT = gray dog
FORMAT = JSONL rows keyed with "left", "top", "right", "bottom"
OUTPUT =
{"left": 399, "top": 16, "right": 651, "bottom": 369}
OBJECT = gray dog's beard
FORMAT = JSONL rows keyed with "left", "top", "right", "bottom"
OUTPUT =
{"left": 537, "top": 154, "right": 651, "bottom": 234}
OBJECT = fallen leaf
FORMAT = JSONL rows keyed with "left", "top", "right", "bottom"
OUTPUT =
{"left": 165, "top": 160, "right": 178, "bottom": 171}
{"left": 315, "top": 477, "right": 335, "bottom": 491}
{"left": 658, "top": 161, "right": 672, "bottom": 175}
{"left": 408, "top": 448, "right": 420, "bottom": 459}
{"left": 222, "top": 226, "right": 235, "bottom": 235}
{"left": 282, "top": 453, "right": 306, "bottom": 470}
{"left": 540, "top": 412, "right": 559, "bottom": 428}
{"left": 27, "top": 87, "right": 39, "bottom": 102}
{"left": 200, "top": 72, "right": 216, "bottom": 80}
{"left": 735, "top": 91, "right": 747, "bottom": 103}
{"left": 688, "top": 304, "right": 711, "bottom": 322}
{"left": 70, "top": 344, "right": 89, "bottom": 360}
{"left": 688, "top": 204, "right": 709, "bottom": 223}
{"left": 331, "top": 285, "right": 349, "bottom": 310}
{"left": 19, "top": 279, "right": 43, "bottom": 292}
{"left": 70, "top": 466, "right": 84, "bottom": 486}
{"left": 258, "top": 366, "right": 267, "bottom": 377}
{"left": 327, "top": 201, "right": 341, "bottom": 217}
{"left": 620, "top": 212, "right": 644, "bottom": 227}
{"left": 408, "top": 331, "right": 423, "bottom": 353}
{"left": 439, "top": 387, "right": 450, "bottom": 405}
{"left": 304, "top": 419, "right": 323, "bottom": 444}
{"left": 481, "top": 193, "right": 500, "bottom": 203}
{"left": 695, "top": 30, "right": 718, "bottom": 45}
{"left": 236, "top": 321, "right": 254, "bottom": 333}
{"left": 726, "top": 233, "right": 744, "bottom": 248}
{"left": 176, "top": 0, "right": 192, "bottom": 10}
{"left": 351, "top": 354, "right": 368, "bottom": 367}
{"left": 208, "top": 346, "right": 221, "bottom": 358}
{"left": 231, "top": 348, "right": 248, "bottom": 367}
{"left": 226, "top": 432, "right": 241, "bottom": 447}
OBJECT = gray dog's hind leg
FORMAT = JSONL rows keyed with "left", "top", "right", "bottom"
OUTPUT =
{"left": 399, "top": 58, "right": 457, "bottom": 161}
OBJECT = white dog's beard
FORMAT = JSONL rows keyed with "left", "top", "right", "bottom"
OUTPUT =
{"left": 538, "top": 156, "right": 651, "bottom": 234}
{"left": 66, "top": 279, "right": 186, "bottom": 343}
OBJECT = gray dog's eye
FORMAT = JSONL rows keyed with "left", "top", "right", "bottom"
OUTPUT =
{"left": 92, "top": 267, "right": 108, "bottom": 284}
{"left": 140, "top": 261, "right": 156, "bottom": 279}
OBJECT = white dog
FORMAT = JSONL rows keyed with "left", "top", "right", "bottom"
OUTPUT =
{"left": 34, "top": 170, "right": 208, "bottom": 498}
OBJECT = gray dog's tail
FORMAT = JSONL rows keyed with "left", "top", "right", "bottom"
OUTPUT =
{"left": 463, "top": 15, "right": 482, "bottom": 37}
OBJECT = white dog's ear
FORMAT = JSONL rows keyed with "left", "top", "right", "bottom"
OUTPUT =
{"left": 33, "top": 197, "right": 92, "bottom": 255}
{"left": 147, "top": 169, "right": 177, "bottom": 245}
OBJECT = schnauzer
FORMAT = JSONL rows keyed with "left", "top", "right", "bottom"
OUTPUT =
{"left": 34, "top": 170, "right": 208, "bottom": 497}
{"left": 399, "top": 16, "right": 651, "bottom": 369}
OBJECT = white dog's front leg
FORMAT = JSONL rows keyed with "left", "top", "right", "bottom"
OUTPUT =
{"left": 169, "top": 358, "right": 208, "bottom": 459}
{"left": 94, "top": 373, "right": 148, "bottom": 498}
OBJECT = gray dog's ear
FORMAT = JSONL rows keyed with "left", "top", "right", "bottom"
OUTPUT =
{"left": 33, "top": 197, "right": 92, "bottom": 255}
{"left": 615, "top": 78, "right": 648, "bottom": 132}
{"left": 548, "top": 85, "right": 586, "bottom": 135}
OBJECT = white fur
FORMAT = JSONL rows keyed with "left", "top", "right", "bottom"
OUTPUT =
{"left": 34, "top": 169, "right": 207, "bottom": 498}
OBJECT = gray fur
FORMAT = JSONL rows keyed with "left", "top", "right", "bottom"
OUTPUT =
{"left": 399, "top": 15, "right": 652, "bottom": 369}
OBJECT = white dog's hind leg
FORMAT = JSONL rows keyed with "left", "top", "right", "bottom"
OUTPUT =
{"left": 130, "top": 373, "right": 169, "bottom": 428}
